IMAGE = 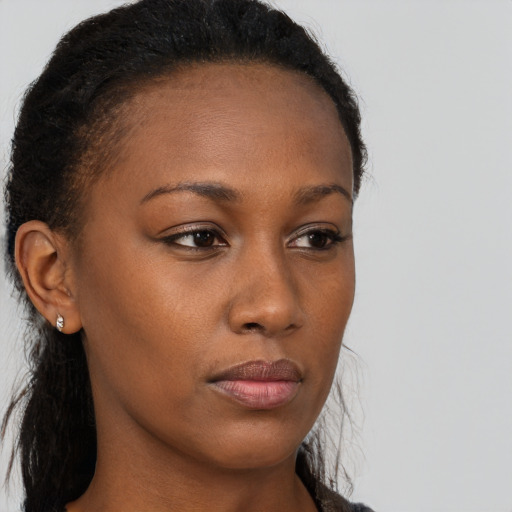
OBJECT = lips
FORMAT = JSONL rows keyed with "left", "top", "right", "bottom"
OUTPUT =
{"left": 209, "top": 359, "right": 302, "bottom": 410}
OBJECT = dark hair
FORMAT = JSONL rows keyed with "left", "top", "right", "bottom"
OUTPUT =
{"left": 2, "top": 1, "right": 366, "bottom": 510}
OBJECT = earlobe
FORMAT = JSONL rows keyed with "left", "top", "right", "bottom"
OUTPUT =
{"left": 15, "top": 221, "right": 82, "bottom": 334}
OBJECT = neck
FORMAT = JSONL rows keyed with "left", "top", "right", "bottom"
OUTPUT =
{"left": 66, "top": 406, "right": 318, "bottom": 512}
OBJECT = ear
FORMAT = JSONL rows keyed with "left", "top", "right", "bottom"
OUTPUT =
{"left": 15, "top": 221, "right": 82, "bottom": 334}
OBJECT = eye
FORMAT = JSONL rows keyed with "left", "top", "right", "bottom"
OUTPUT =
{"left": 289, "top": 228, "right": 345, "bottom": 250}
{"left": 161, "top": 228, "right": 228, "bottom": 249}
{"left": 176, "top": 230, "right": 217, "bottom": 248}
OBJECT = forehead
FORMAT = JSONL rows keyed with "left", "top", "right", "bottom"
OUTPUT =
{"left": 133, "top": 61, "right": 341, "bottom": 126}
{"left": 99, "top": 62, "right": 353, "bottom": 201}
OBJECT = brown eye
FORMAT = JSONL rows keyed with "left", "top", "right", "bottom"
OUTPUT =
{"left": 162, "top": 228, "right": 227, "bottom": 249}
{"left": 290, "top": 229, "right": 343, "bottom": 250}
{"left": 307, "top": 232, "right": 329, "bottom": 249}
{"left": 193, "top": 230, "right": 215, "bottom": 247}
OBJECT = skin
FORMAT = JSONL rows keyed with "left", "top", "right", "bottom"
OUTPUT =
{"left": 16, "top": 63, "right": 355, "bottom": 511}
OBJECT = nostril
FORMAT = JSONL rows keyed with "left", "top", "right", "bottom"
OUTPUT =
{"left": 243, "top": 322, "right": 263, "bottom": 332}
{"left": 240, "top": 321, "right": 299, "bottom": 335}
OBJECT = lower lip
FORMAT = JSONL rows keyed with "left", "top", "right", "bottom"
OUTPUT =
{"left": 211, "top": 380, "right": 300, "bottom": 410}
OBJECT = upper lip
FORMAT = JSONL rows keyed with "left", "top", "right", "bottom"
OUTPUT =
{"left": 209, "top": 359, "right": 302, "bottom": 382}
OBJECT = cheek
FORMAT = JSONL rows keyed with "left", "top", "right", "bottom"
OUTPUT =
{"left": 75, "top": 239, "right": 208, "bottom": 399}
{"left": 76, "top": 249, "right": 227, "bottom": 454}
{"left": 319, "top": 259, "right": 354, "bottom": 333}
{"left": 295, "top": 249, "right": 355, "bottom": 402}
{"left": 301, "top": 247, "right": 355, "bottom": 337}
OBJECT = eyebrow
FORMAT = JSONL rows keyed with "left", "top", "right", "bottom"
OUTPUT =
{"left": 140, "top": 181, "right": 352, "bottom": 206}
{"left": 140, "top": 182, "right": 240, "bottom": 204}
{"left": 293, "top": 184, "right": 353, "bottom": 206}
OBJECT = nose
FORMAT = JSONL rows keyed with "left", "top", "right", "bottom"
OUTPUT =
{"left": 227, "top": 247, "right": 304, "bottom": 338}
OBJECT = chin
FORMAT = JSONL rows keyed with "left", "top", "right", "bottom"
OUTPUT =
{"left": 200, "top": 422, "right": 307, "bottom": 471}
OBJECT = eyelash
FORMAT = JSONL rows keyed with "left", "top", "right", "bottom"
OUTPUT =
{"left": 160, "top": 226, "right": 348, "bottom": 252}
{"left": 290, "top": 228, "right": 346, "bottom": 251}
{"left": 161, "top": 228, "right": 228, "bottom": 250}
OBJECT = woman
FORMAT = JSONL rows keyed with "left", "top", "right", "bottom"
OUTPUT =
{"left": 2, "top": 0, "right": 371, "bottom": 511}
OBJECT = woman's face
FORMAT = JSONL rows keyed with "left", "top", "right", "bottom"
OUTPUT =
{"left": 70, "top": 63, "right": 355, "bottom": 470}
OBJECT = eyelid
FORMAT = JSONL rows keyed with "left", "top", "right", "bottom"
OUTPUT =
{"left": 159, "top": 222, "right": 226, "bottom": 237}
{"left": 157, "top": 222, "right": 350, "bottom": 251}
{"left": 159, "top": 223, "right": 228, "bottom": 247}
{"left": 287, "top": 223, "right": 350, "bottom": 251}
{"left": 288, "top": 223, "right": 341, "bottom": 241}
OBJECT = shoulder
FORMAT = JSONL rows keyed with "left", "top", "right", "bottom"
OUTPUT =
{"left": 349, "top": 503, "right": 376, "bottom": 512}
{"left": 315, "top": 483, "right": 375, "bottom": 512}
{"left": 295, "top": 459, "right": 374, "bottom": 512}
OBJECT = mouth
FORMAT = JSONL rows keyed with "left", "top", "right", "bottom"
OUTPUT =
{"left": 208, "top": 359, "right": 302, "bottom": 410}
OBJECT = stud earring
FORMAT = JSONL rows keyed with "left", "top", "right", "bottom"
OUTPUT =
{"left": 56, "top": 314, "right": 65, "bottom": 332}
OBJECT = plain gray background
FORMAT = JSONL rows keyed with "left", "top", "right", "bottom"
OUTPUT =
{"left": 1, "top": 1, "right": 511, "bottom": 511}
